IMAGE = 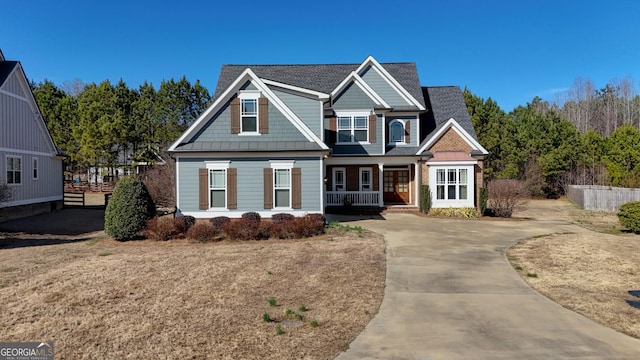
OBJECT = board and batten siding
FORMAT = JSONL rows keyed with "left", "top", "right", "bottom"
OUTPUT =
{"left": 359, "top": 65, "right": 411, "bottom": 108}
{"left": 271, "top": 87, "right": 323, "bottom": 138}
{"left": 192, "top": 98, "right": 308, "bottom": 143}
{"left": 177, "top": 157, "right": 322, "bottom": 217}
{"left": 1, "top": 92, "right": 51, "bottom": 153}
{"left": 0, "top": 151, "right": 63, "bottom": 207}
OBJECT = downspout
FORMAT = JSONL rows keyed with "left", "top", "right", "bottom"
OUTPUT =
{"left": 418, "top": 155, "right": 423, "bottom": 213}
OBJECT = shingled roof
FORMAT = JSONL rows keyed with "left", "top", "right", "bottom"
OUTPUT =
{"left": 420, "top": 86, "right": 479, "bottom": 148}
{"left": 213, "top": 62, "right": 425, "bottom": 108}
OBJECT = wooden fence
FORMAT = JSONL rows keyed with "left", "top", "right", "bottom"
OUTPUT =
{"left": 567, "top": 185, "right": 640, "bottom": 211}
{"left": 63, "top": 192, "right": 85, "bottom": 208}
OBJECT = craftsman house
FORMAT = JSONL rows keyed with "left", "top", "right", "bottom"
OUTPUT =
{"left": 0, "top": 49, "right": 64, "bottom": 220}
{"left": 168, "top": 56, "right": 488, "bottom": 218}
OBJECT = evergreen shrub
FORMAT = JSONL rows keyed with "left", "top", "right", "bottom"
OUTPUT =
{"left": 105, "top": 176, "right": 156, "bottom": 240}
{"left": 618, "top": 201, "right": 640, "bottom": 234}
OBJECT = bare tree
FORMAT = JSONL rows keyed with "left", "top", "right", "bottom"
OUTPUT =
{"left": 0, "top": 182, "right": 11, "bottom": 206}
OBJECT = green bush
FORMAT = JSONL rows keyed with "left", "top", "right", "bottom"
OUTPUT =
{"left": 421, "top": 185, "right": 432, "bottom": 214}
{"left": 618, "top": 201, "right": 640, "bottom": 234}
{"left": 104, "top": 176, "right": 156, "bottom": 240}
{"left": 479, "top": 187, "right": 488, "bottom": 216}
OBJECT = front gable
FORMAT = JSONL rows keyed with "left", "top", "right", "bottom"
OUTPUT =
{"left": 169, "top": 69, "right": 328, "bottom": 152}
{"left": 417, "top": 118, "right": 488, "bottom": 156}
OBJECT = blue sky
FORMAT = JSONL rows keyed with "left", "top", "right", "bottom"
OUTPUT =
{"left": 1, "top": 0, "right": 638, "bottom": 111}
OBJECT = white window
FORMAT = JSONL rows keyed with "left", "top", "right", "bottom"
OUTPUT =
{"left": 271, "top": 160, "right": 295, "bottom": 209}
{"left": 6, "top": 156, "right": 21, "bottom": 185}
{"left": 274, "top": 169, "right": 291, "bottom": 208}
{"left": 436, "top": 168, "right": 468, "bottom": 201}
{"left": 337, "top": 112, "right": 369, "bottom": 143}
{"left": 389, "top": 120, "right": 405, "bottom": 143}
{"left": 332, "top": 167, "right": 345, "bottom": 191}
{"left": 209, "top": 169, "right": 226, "bottom": 208}
{"left": 32, "top": 157, "right": 38, "bottom": 180}
{"left": 206, "top": 161, "right": 230, "bottom": 209}
{"left": 360, "top": 167, "right": 372, "bottom": 191}
{"left": 239, "top": 91, "right": 260, "bottom": 134}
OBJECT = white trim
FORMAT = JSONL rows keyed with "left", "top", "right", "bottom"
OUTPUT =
{"left": 2, "top": 195, "right": 63, "bottom": 208}
{"left": 325, "top": 156, "right": 416, "bottom": 166}
{"left": 428, "top": 165, "right": 475, "bottom": 208}
{"left": 181, "top": 210, "right": 318, "bottom": 219}
{"left": 32, "top": 157, "right": 38, "bottom": 180}
{"left": 239, "top": 95, "right": 259, "bottom": 134}
{"left": 269, "top": 160, "right": 295, "bottom": 169}
{"left": 331, "top": 72, "right": 390, "bottom": 108}
{"left": 5, "top": 155, "right": 22, "bottom": 185}
{"left": 262, "top": 79, "right": 330, "bottom": 99}
{"left": 332, "top": 167, "right": 346, "bottom": 191}
{"left": 428, "top": 160, "right": 477, "bottom": 166}
{"left": 0, "top": 147, "right": 56, "bottom": 157}
{"left": 388, "top": 119, "right": 406, "bottom": 145}
{"left": 175, "top": 157, "right": 181, "bottom": 210}
{"left": 168, "top": 68, "right": 328, "bottom": 152}
{"left": 205, "top": 161, "right": 231, "bottom": 170}
{"left": 170, "top": 151, "right": 328, "bottom": 159}
{"left": 359, "top": 167, "right": 373, "bottom": 192}
{"left": 335, "top": 111, "right": 370, "bottom": 145}
{"left": 416, "top": 118, "right": 489, "bottom": 155}
{"left": 208, "top": 168, "right": 228, "bottom": 209}
{"left": 0, "top": 88, "right": 28, "bottom": 101}
{"left": 355, "top": 56, "right": 426, "bottom": 111}
{"left": 320, "top": 158, "right": 325, "bottom": 210}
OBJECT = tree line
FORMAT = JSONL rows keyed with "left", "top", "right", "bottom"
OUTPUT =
{"left": 464, "top": 77, "right": 640, "bottom": 198}
{"left": 31, "top": 77, "right": 211, "bottom": 178}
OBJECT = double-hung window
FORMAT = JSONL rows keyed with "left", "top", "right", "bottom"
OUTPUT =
{"left": 435, "top": 168, "right": 468, "bottom": 200}
{"left": 6, "top": 156, "right": 21, "bottom": 184}
{"left": 238, "top": 91, "right": 260, "bottom": 134}
{"left": 32, "top": 157, "right": 39, "bottom": 180}
{"left": 274, "top": 168, "right": 291, "bottom": 208}
{"left": 360, "top": 168, "right": 372, "bottom": 191}
{"left": 337, "top": 112, "right": 369, "bottom": 143}
{"left": 332, "top": 168, "right": 345, "bottom": 191}
{"left": 206, "top": 161, "right": 231, "bottom": 209}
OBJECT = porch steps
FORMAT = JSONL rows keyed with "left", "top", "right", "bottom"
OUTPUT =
{"left": 382, "top": 206, "right": 420, "bottom": 214}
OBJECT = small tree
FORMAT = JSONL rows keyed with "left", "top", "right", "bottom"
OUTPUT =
{"left": 618, "top": 201, "right": 640, "bottom": 234}
{"left": 105, "top": 175, "right": 156, "bottom": 240}
{"left": 487, "top": 179, "right": 529, "bottom": 218}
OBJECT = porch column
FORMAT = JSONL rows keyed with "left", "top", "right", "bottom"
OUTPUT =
{"left": 378, "top": 163, "right": 384, "bottom": 207}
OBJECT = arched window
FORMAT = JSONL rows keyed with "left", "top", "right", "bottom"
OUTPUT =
{"left": 390, "top": 121, "right": 405, "bottom": 143}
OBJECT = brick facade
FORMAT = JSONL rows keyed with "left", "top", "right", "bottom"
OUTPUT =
{"left": 428, "top": 128, "right": 472, "bottom": 153}
{"left": 326, "top": 165, "right": 380, "bottom": 192}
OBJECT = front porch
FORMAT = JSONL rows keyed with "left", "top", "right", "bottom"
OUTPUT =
{"left": 325, "top": 163, "right": 417, "bottom": 208}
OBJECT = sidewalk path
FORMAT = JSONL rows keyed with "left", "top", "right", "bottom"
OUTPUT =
{"left": 334, "top": 214, "right": 640, "bottom": 360}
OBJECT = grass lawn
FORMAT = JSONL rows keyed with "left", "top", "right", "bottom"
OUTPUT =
{"left": 0, "top": 227, "right": 385, "bottom": 359}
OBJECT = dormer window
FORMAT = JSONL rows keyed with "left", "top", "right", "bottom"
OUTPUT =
{"left": 231, "top": 91, "right": 268, "bottom": 135}
{"left": 390, "top": 120, "right": 405, "bottom": 143}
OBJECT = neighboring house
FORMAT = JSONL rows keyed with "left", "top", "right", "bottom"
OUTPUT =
{"left": 168, "top": 56, "right": 488, "bottom": 218}
{"left": 0, "top": 49, "right": 64, "bottom": 220}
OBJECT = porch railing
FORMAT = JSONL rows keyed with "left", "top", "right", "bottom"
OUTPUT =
{"left": 326, "top": 191, "right": 380, "bottom": 206}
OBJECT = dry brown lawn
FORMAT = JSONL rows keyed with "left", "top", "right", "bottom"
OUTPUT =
{"left": 0, "top": 227, "right": 385, "bottom": 359}
{"left": 509, "top": 199, "right": 640, "bottom": 339}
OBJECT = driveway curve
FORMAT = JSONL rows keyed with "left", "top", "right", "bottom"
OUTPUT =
{"left": 334, "top": 214, "right": 640, "bottom": 360}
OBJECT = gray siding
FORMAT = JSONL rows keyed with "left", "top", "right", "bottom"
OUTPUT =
{"left": 1, "top": 91, "right": 51, "bottom": 153}
{"left": 0, "top": 69, "right": 63, "bottom": 208}
{"left": 333, "top": 83, "right": 377, "bottom": 110}
{"left": 360, "top": 65, "right": 411, "bottom": 107}
{"left": 192, "top": 99, "right": 308, "bottom": 143}
{"left": 271, "top": 87, "right": 323, "bottom": 138}
{"left": 386, "top": 115, "right": 418, "bottom": 146}
{"left": 324, "top": 114, "right": 384, "bottom": 155}
{"left": 177, "top": 157, "right": 322, "bottom": 215}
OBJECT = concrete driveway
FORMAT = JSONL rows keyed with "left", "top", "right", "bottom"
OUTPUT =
{"left": 333, "top": 214, "right": 640, "bottom": 360}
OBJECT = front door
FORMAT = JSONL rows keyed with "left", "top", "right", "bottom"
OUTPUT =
{"left": 383, "top": 170, "right": 410, "bottom": 204}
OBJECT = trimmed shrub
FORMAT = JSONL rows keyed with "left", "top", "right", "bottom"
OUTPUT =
{"left": 618, "top": 201, "right": 640, "bottom": 234}
{"left": 143, "top": 217, "right": 181, "bottom": 241}
{"left": 486, "top": 179, "right": 529, "bottom": 218}
{"left": 272, "top": 213, "right": 295, "bottom": 224}
{"left": 186, "top": 222, "right": 219, "bottom": 242}
{"left": 270, "top": 216, "right": 325, "bottom": 239}
{"left": 173, "top": 215, "right": 196, "bottom": 234}
{"left": 209, "top": 216, "right": 231, "bottom": 233}
{"left": 421, "top": 185, "right": 432, "bottom": 214}
{"left": 429, "top": 207, "right": 480, "bottom": 218}
{"left": 241, "top": 212, "right": 262, "bottom": 222}
{"left": 305, "top": 213, "right": 326, "bottom": 227}
{"left": 479, "top": 187, "right": 488, "bottom": 216}
{"left": 223, "top": 219, "right": 270, "bottom": 240}
{"left": 105, "top": 176, "right": 156, "bottom": 240}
